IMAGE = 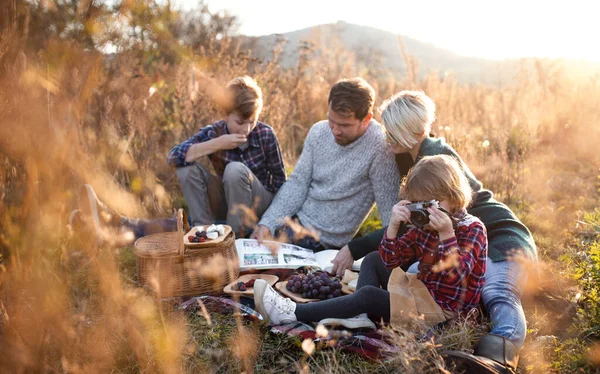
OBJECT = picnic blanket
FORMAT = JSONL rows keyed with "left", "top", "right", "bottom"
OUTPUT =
{"left": 176, "top": 267, "right": 458, "bottom": 360}
{"left": 179, "top": 295, "right": 400, "bottom": 360}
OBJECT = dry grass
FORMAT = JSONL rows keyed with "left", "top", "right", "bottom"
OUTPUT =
{"left": 1, "top": 0, "right": 600, "bottom": 372}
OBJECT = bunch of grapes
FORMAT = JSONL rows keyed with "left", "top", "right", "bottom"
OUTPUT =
{"left": 286, "top": 271, "right": 343, "bottom": 300}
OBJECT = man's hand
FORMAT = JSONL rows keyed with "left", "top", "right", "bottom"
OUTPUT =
{"left": 250, "top": 224, "right": 272, "bottom": 243}
{"left": 331, "top": 245, "right": 354, "bottom": 277}
{"left": 216, "top": 134, "right": 248, "bottom": 150}
{"left": 427, "top": 206, "right": 454, "bottom": 240}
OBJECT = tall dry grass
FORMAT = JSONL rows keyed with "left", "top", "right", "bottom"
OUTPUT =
{"left": 1, "top": 0, "right": 600, "bottom": 372}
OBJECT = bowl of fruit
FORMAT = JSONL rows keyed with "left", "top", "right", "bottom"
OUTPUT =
{"left": 183, "top": 224, "right": 232, "bottom": 248}
{"left": 223, "top": 274, "right": 279, "bottom": 296}
{"left": 275, "top": 270, "right": 344, "bottom": 303}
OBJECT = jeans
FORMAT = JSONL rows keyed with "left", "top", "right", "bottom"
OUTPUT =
{"left": 121, "top": 217, "right": 178, "bottom": 240}
{"left": 407, "top": 258, "right": 527, "bottom": 348}
{"left": 176, "top": 160, "right": 274, "bottom": 238}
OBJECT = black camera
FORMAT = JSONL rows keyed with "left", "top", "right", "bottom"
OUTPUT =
{"left": 405, "top": 200, "right": 439, "bottom": 227}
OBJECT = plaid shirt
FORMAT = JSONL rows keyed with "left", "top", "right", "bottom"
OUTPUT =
{"left": 379, "top": 211, "right": 487, "bottom": 313}
{"left": 167, "top": 120, "right": 286, "bottom": 193}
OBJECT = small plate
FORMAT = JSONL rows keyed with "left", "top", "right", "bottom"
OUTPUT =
{"left": 184, "top": 225, "right": 232, "bottom": 248}
{"left": 223, "top": 274, "right": 279, "bottom": 296}
{"left": 274, "top": 281, "right": 320, "bottom": 303}
{"left": 341, "top": 283, "right": 355, "bottom": 295}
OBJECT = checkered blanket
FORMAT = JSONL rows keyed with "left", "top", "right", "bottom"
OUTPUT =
{"left": 179, "top": 295, "right": 400, "bottom": 360}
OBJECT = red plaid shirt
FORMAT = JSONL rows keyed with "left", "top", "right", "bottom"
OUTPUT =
{"left": 379, "top": 211, "right": 487, "bottom": 313}
{"left": 167, "top": 120, "right": 286, "bottom": 193}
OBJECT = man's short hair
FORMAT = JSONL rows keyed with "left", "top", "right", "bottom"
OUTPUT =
{"left": 224, "top": 76, "right": 263, "bottom": 120}
{"left": 328, "top": 77, "right": 375, "bottom": 120}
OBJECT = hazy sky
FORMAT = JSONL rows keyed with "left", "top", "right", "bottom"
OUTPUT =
{"left": 172, "top": 0, "right": 600, "bottom": 62}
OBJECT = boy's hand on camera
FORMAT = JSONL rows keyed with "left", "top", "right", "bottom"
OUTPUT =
{"left": 217, "top": 134, "right": 248, "bottom": 150}
{"left": 427, "top": 206, "right": 454, "bottom": 239}
{"left": 390, "top": 200, "right": 411, "bottom": 228}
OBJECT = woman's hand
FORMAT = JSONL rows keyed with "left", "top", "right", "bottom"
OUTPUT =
{"left": 427, "top": 206, "right": 454, "bottom": 240}
{"left": 330, "top": 245, "right": 354, "bottom": 277}
{"left": 387, "top": 200, "right": 411, "bottom": 238}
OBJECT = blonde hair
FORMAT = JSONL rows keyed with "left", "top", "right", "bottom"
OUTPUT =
{"left": 380, "top": 90, "right": 436, "bottom": 149}
{"left": 223, "top": 76, "right": 263, "bottom": 120}
{"left": 400, "top": 155, "right": 472, "bottom": 213}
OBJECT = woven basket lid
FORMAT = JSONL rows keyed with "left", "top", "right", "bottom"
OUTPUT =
{"left": 133, "top": 209, "right": 189, "bottom": 258}
{"left": 134, "top": 232, "right": 181, "bottom": 257}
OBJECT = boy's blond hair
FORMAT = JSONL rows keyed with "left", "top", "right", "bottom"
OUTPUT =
{"left": 224, "top": 76, "right": 263, "bottom": 120}
{"left": 400, "top": 155, "right": 472, "bottom": 213}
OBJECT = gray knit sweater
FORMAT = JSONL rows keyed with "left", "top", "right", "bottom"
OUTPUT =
{"left": 259, "top": 120, "right": 400, "bottom": 248}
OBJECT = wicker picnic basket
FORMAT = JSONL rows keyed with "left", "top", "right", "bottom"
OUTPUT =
{"left": 133, "top": 209, "right": 239, "bottom": 297}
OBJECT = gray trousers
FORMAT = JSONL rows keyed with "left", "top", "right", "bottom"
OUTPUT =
{"left": 176, "top": 160, "right": 274, "bottom": 238}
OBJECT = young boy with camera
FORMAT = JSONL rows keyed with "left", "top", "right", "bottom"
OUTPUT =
{"left": 253, "top": 154, "right": 487, "bottom": 329}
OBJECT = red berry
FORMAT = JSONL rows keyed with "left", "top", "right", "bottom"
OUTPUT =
{"left": 245, "top": 279, "right": 256, "bottom": 287}
{"left": 188, "top": 235, "right": 195, "bottom": 241}
{"left": 198, "top": 237, "right": 206, "bottom": 242}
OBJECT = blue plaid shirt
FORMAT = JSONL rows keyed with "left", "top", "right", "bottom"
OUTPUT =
{"left": 167, "top": 120, "right": 286, "bottom": 193}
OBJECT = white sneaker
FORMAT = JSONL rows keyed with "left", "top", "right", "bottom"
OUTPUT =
{"left": 253, "top": 279, "right": 297, "bottom": 325}
{"left": 318, "top": 313, "right": 376, "bottom": 330}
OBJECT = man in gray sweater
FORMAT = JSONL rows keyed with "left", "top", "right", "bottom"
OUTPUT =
{"left": 251, "top": 78, "right": 400, "bottom": 250}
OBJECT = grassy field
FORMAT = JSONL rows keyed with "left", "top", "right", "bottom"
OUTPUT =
{"left": 1, "top": 0, "right": 600, "bottom": 372}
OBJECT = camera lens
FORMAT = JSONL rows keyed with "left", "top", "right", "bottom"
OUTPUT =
{"left": 410, "top": 210, "right": 430, "bottom": 227}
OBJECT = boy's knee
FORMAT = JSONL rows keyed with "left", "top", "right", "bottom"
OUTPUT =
{"left": 176, "top": 165, "right": 193, "bottom": 185}
{"left": 362, "top": 251, "right": 382, "bottom": 268}
{"left": 223, "top": 162, "right": 250, "bottom": 183}
{"left": 176, "top": 163, "right": 208, "bottom": 187}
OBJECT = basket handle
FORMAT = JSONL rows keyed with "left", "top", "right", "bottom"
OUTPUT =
{"left": 177, "top": 209, "right": 190, "bottom": 261}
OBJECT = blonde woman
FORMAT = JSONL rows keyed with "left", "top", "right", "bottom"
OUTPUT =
{"left": 331, "top": 91, "right": 536, "bottom": 374}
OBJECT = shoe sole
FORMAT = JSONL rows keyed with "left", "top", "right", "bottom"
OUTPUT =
{"left": 80, "top": 184, "right": 103, "bottom": 246}
{"left": 68, "top": 209, "right": 81, "bottom": 228}
{"left": 318, "top": 317, "right": 376, "bottom": 330}
{"left": 441, "top": 350, "right": 507, "bottom": 374}
{"left": 253, "top": 279, "right": 270, "bottom": 323}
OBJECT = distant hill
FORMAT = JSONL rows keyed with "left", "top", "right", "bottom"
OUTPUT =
{"left": 241, "top": 21, "right": 600, "bottom": 85}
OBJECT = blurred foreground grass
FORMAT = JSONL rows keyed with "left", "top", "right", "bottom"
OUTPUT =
{"left": 1, "top": 0, "right": 600, "bottom": 372}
